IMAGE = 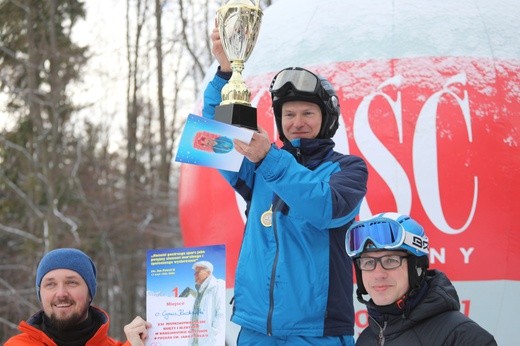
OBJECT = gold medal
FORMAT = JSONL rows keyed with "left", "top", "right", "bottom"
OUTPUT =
{"left": 261, "top": 205, "right": 273, "bottom": 227}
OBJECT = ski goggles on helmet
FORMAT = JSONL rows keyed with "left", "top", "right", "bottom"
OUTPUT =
{"left": 269, "top": 67, "right": 328, "bottom": 101}
{"left": 346, "top": 217, "right": 429, "bottom": 258}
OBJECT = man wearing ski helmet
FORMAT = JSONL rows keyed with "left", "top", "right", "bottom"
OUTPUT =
{"left": 201, "top": 25, "right": 368, "bottom": 345}
{"left": 270, "top": 66, "right": 340, "bottom": 141}
{"left": 346, "top": 213, "right": 497, "bottom": 345}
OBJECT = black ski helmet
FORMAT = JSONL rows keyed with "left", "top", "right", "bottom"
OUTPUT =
{"left": 269, "top": 67, "right": 340, "bottom": 142}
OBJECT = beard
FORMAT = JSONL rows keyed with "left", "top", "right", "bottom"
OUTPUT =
{"left": 46, "top": 300, "right": 90, "bottom": 330}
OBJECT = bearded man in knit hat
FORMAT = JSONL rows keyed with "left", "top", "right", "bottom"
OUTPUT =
{"left": 5, "top": 248, "right": 151, "bottom": 346}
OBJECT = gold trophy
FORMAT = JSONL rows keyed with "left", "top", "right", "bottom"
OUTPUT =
{"left": 215, "top": 0, "right": 263, "bottom": 130}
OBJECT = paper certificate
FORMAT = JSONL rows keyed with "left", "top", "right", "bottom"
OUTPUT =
{"left": 146, "top": 245, "right": 226, "bottom": 346}
{"left": 175, "top": 113, "right": 254, "bottom": 172}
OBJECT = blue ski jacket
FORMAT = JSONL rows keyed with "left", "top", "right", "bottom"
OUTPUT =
{"left": 202, "top": 72, "right": 368, "bottom": 337}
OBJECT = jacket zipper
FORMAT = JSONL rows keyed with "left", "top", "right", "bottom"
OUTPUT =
{"left": 266, "top": 198, "right": 282, "bottom": 336}
{"left": 296, "top": 147, "right": 302, "bottom": 163}
{"left": 378, "top": 320, "right": 387, "bottom": 345}
{"left": 267, "top": 147, "right": 302, "bottom": 336}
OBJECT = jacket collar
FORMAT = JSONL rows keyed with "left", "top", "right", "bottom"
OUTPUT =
{"left": 282, "top": 138, "right": 335, "bottom": 169}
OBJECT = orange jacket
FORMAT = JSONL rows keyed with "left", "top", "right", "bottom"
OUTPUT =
{"left": 4, "top": 306, "right": 130, "bottom": 346}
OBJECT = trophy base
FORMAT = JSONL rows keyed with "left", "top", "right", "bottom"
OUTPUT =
{"left": 215, "top": 104, "right": 257, "bottom": 131}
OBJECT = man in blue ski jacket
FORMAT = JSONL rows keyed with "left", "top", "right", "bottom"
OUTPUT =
{"left": 201, "top": 26, "right": 368, "bottom": 345}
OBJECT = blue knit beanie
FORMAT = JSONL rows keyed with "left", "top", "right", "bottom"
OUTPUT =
{"left": 36, "top": 248, "right": 97, "bottom": 302}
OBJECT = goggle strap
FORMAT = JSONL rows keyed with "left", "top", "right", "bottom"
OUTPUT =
{"left": 402, "top": 231, "right": 429, "bottom": 254}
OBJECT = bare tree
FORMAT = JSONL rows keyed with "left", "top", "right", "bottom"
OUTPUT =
{"left": 0, "top": 0, "right": 274, "bottom": 342}
{"left": 0, "top": 0, "right": 88, "bottom": 340}
{"left": 155, "top": 0, "right": 168, "bottom": 187}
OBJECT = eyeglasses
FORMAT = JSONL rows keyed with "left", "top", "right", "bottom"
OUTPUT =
{"left": 269, "top": 67, "right": 329, "bottom": 102}
{"left": 356, "top": 255, "right": 408, "bottom": 271}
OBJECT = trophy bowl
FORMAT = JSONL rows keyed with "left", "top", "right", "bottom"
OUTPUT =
{"left": 215, "top": 0, "right": 263, "bottom": 129}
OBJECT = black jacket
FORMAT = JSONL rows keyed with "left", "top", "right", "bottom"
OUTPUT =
{"left": 356, "top": 269, "right": 497, "bottom": 345}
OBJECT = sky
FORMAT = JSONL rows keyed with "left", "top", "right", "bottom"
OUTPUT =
{"left": 70, "top": 0, "right": 129, "bottom": 147}
{"left": 68, "top": 0, "right": 223, "bottom": 150}
{"left": 0, "top": 93, "right": 9, "bottom": 129}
